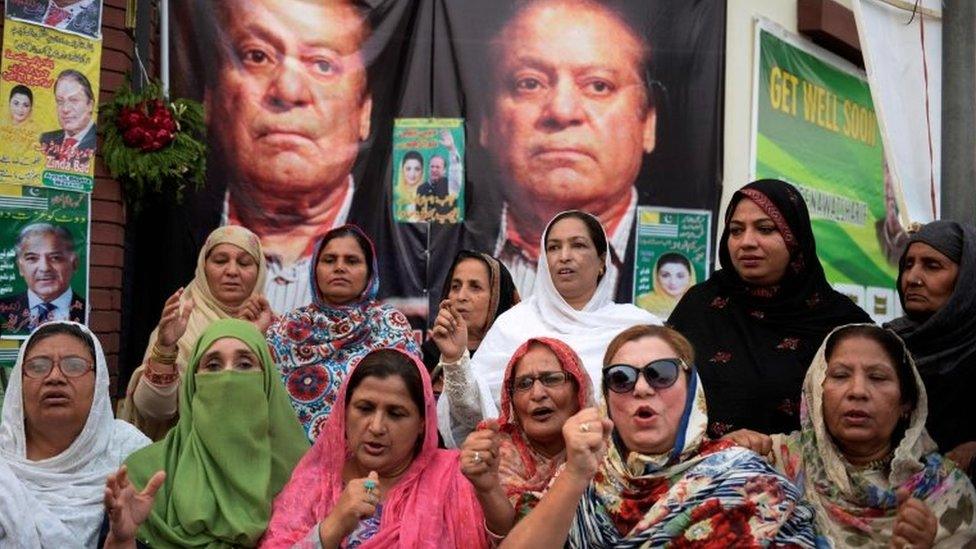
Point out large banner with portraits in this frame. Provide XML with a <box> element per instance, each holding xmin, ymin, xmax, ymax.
<box><xmin>751</xmin><ymin>21</ymin><xmax>900</xmax><ymax>323</ymax></box>
<box><xmin>123</xmin><ymin>0</ymin><xmax>725</xmax><ymax>368</ymax></box>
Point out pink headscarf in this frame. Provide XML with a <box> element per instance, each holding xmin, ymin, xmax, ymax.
<box><xmin>260</xmin><ymin>349</ymin><xmax>487</xmax><ymax>548</ymax></box>
<box><xmin>493</xmin><ymin>337</ymin><xmax>593</xmax><ymax>518</ymax></box>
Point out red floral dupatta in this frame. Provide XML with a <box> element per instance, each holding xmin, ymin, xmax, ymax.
<box><xmin>493</xmin><ymin>337</ymin><xmax>593</xmax><ymax>518</ymax></box>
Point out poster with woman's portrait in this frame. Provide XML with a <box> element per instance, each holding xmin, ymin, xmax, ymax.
<box><xmin>0</xmin><ymin>18</ymin><xmax>102</xmax><ymax>191</ymax></box>
<box><xmin>392</xmin><ymin>118</ymin><xmax>465</xmax><ymax>225</ymax></box>
<box><xmin>633</xmin><ymin>206</ymin><xmax>711</xmax><ymax>318</ymax></box>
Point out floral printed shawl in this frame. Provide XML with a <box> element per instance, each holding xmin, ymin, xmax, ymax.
<box><xmin>569</xmin><ymin>366</ymin><xmax>817</xmax><ymax>547</ymax></box>
<box><xmin>769</xmin><ymin>324</ymin><xmax>976</xmax><ymax>547</ymax></box>
<box><xmin>266</xmin><ymin>225</ymin><xmax>419</xmax><ymax>441</ymax></box>
<box><xmin>494</xmin><ymin>337</ymin><xmax>593</xmax><ymax>519</ymax></box>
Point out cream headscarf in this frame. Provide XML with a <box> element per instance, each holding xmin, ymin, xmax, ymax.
<box><xmin>169</xmin><ymin>225</ymin><xmax>268</xmax><ymax>366</ymax></box>
<box><xmin>120</xmin><ymin>225</ymin><xmax>267</xmax><ymax>439</ymax></box>
<box><xmin>770</xmin><ymin>324</ymin><xmax>976</xmax><ymax>547</ymax></box>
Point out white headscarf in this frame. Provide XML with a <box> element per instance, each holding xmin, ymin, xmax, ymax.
<box><xmin>0</xmin><ymin>321</ymin><xmax>150</xmax><ymax>548</ymax></box>
<box><xmin>472</xmin><ymin>211</ymin><xmax>661</xmax><ymax>417</ymax></box>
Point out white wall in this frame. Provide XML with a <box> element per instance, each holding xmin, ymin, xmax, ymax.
<box><xmin>721</xmin><ymin>0</ymin><xmax>854</xmax><ymax>222</ymax></box>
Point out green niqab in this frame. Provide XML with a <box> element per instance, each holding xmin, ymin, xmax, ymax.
<box><xmin>125</xmin><ymin>319</ymin><xmax>309</xmax><ymax>547</ymax></box>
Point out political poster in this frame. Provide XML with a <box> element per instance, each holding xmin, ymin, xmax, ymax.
<box><xmin>752</xmin><ymin>20</ymin><xmax>901</xmax><ymax>322</ymax></box>
<box><xmin>5</xmin><ymin>0</ymin><xmax>103</xmax><ymax>40</ymax></box>
<box><xmin>392</xmin><ymin>118</ymin><xmax>465</xmax><ymax>224</ymax></box>
<box><xmin>633</xmin><ymin>206</ymin><xmax>711</xmax><ymax>319</ymax></box>
<box><xmin>0</xmin><ymin>184</ymin><xmax>90</xmax><ymax>338</ymax></box>
<box><xmin>0</xmin><ymin>17</ymin><xmax>102</xmax><ymax>192</ymax></box>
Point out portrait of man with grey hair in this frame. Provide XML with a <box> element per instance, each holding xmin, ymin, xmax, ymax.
<box><xmin>0</xmin><ymin>223</ymin><xmax>86</xmax><ymax>333</ymax></box>
<box><xmin>39</xmin><ymin>69</ymin><xmax>98</xmax><ymax>167</ymax></box>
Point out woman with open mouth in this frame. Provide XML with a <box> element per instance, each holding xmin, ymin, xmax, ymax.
<box><xmin>260</xmin><ymin>349</ymin><xmax>488</xmax><ymax>548</ymax></box>
<box><xmin>459</xmin><ymin>337</ymin><xmax>593</xmax><ymax>540</ymax></box>
<box><xmin>119</xmin><ymin>225</ymin><xmax>269</xmax><ymax>441</ymax></box>
<box><xmin>669</xmin><ymin>178</ymin><xmax>871</xmax><ymax>439</ymax></box>
<box><xmin>437</xmin><ymin>210</ymin><xmax>658</xmax><ymax>447</ymax></box>
<box><xmin>724</xmin><ymin>324</ymin><xmax>976</xmax><ymax>547</ymax></box>
<box><xmin>501</xmin><ymin>324</ymin><xmax>816</xmax><ymax>547</ymax></box>
<box><xmin>0</xmin><ymin>321</ymin><xmax>150</xmax><ymax>548</ymax></box>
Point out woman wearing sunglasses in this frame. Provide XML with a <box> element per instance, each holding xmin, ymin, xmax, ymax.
<box><xmin>459</xmin><ymin>338</ymin><xmax>593</xmax><ymax>540</ymax></box>
<box><xmin>501</xmin><ymin>325</ymin><xmax>816</xmax><ymax>547</ymax></box>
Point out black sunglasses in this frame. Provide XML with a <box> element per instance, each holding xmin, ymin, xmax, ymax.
<box><xmin>603</xmin><ymin>358</ymin><xmax>687</xmax><ymax>393</ymax></box>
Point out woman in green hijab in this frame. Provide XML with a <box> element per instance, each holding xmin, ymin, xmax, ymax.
<box><xmin>102</xmin><ymin>319</ymin><xmax>309</xmax><ymax>548</ymax></box>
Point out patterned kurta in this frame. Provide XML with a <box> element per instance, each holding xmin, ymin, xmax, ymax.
<box><xmin>266</xmin><ymin>225</ymin><xmax>419</xmax><ymax>441</ymax></box>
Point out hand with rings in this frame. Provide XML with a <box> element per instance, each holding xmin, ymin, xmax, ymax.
<box><xmin>460</xmin><ymin>419</ymin><xmax>501</xmax><ymax>494</ymax></box>
<box><xmin>320</xmin><ymin>470</ymin><xmax>382</xmax><ymax>540</ymax></box>
<box><xmin>563</xmin><ymin>407</ymin><xmax>612</xmax><ymax>483</ymax></box>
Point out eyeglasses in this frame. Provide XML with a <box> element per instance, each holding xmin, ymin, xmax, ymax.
<box><xmin>510</xmin><ymin>371</ymin><xmax>571</xmax><ymax>393</ymax></box>
<box><xmin>603</xmin><ymin>358</ymin><xmax>688</xmax><ymax>394</ymax></box>
<box><xmin>23</xmin><ymin>356</ymin><xmax>94</xmax><ymax>379</ymax></box>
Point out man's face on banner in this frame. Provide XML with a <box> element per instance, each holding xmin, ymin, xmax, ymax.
<box><xmin>207</xmin><ymin>0</ymin><xmax>373</xmax><ymax>195</ymax></box>
<box><xmin>481</xmin><ymin>0</ymin><xmax>656</xmax><ymax>214</ymax></box>
<box><xmin>429</xmin><ymin>156</ymin><xmax>446</xmax><ymax>181</ymax></box>
<box><xmin>17</xmin><ymin>232</ymin><xmax>78</xmax><ymax>302</ymax></box>
<box><xmin>55</xmin><ymin>77</ymin><xmax>93</xmax><ymax>135</ymax></box>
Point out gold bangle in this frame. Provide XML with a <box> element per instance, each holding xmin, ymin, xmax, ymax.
<box><xmin>151</xmin><ymin>342</ymin><xmax>177</xmax><ymax>362</ymax></box>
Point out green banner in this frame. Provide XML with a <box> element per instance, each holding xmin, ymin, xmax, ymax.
<box><xmin>753</xmin><ymin>23</ymin><xmax>899</xmax><ymax>321</ymax></box>
<box><xmin>0</xmin><ymin>184</ymin><xmax>89</xmax><ymax>338</ymax></box>
<box><xmin>633</xmin><ymin>207</ymin><xmax>711</xmax><ymax>319</ymax></box>
<box><xmin>392</xmin><ymin>118</ymin><xmax>465</xmax><ymax>224</ymax></box>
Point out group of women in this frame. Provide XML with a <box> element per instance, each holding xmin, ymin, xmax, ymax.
<box><xmin>1</xmin><ymin>178</ymin><xmax>975</xmax><ymax>547</ymax></box>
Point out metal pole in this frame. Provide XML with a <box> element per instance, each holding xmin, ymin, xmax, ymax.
<box><xmin>133</xmin><ymin>0</ymin><xmax>152</xmax><ymax>91</ymax></box>
<box><xmin>160</xmin><ymin>0</ymin><xmax>170</xmax><ymax>97</ymax></box>
<box><xmin>941</xmin><ymin>0</ymin><xmax>976</xmax><ymax>223</ymax></box>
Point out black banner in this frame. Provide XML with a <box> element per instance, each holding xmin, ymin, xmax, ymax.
<box><xmin>122</xmin><ymin>0</ymin><xmax>725</xmax><ymax>382</ymax></box>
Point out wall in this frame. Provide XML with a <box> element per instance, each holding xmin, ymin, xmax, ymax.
<box><xmin>722</xmin><ymin>0</ymin><xmax>854</xmax><ymax>230</ymax></box>
<box><xmin>0</xmin><ymin>0</ymin><xmax>132</xmax><ymax>392</ymax></box>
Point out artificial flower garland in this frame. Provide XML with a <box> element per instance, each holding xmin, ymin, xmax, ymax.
<box><xmin>100</xmin><ymin>79</ymin><xmax>206</xmax><ymax>209</ymax></box>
